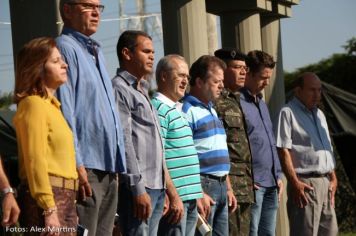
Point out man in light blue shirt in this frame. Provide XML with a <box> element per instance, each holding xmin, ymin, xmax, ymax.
<box><xmin>276</xmin><ymin>72</ymin><xmax>338</xmax><ymax>236</ymax></box>
<box><xmin>56</xmin><ymin>1</ymin><xmax>126</xmax><ymax>235</ymax></box>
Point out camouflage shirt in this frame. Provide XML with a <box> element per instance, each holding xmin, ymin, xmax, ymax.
<box><xmin>215</xmin><ymin>89</ymin><xmax>255</xmax><ymax>203</ymax></box>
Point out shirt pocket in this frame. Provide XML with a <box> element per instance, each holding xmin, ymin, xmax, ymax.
<box><xmin>131</xmin><ymin>101</ymin><xmax>153</xmax><ymax>126</ymax></box>
<box><xmin>223</xmin><ymin>112</ymin><xmax>243</xmax><ymax>142</ymax></box>
<box><xmin>229</xmin><ymin>162</ymin><xmax>251</xmax><ymax>176</ymax></box>
<box><xmin>229</xmin><ymin>163</ymin><xmax>253</xmax><ymax>196</ymax></box>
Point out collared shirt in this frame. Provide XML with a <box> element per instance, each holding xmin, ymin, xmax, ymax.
<box><xmin>275</xmin><ymin>97</ymin><xmax>335</xmax><ymax>174</ymax></box>
<box><xmin>152</xmin><ymin>93</ymin><xmax>203</xmax><ymax>202</ymax></box>
<box><xmin>14</xmin><ymin>95</ymin><xmax>78</xmax><ymax>209</ymax></box>
<box><xmin>56</xmin><ymin>27</ymin><xmax>126</xmax><ymax>173</ymax></box>
<box><xmin>182</xmin><ymin>94</ymin><xmax>230</xmax><ymax>176</ymax></box>
<box><xmin>112</xmin><ymin>69</ymin><xmax>165</xmax><ymax>196</ymax></box>
<box><xmin>240</xmin><ymin>88</ymin><xmax>282</xmax><ymax>187</ymax></box>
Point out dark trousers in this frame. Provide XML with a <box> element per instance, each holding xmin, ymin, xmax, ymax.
<box><xmin>229</xmin><ymin>202</ymin><xmax>252</xmax><ymax>236</ymax></box>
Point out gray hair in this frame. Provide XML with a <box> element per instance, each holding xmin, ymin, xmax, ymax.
<box><xmin>155</xmin><ymin>54</ymin><xmax>186</xmax><ymax>83</ymax></box>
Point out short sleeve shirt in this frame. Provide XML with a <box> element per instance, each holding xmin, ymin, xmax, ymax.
<box><xmin>275</xmin><ymin>97</ymin><xmax>335</xmax><ymax>174</ymax></box>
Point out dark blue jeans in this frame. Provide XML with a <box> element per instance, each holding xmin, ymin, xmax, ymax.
<box><xmin>198</xmin><ymin>175</ymin><xmax>228</xmax><ymax>236</ymax></box>
<box><xmin>158</xmin><ymin>199</ymin><xmax>198</xmax><ymax>236</ymax></box>
<box><xmin>119</xmin><ymin>186</ymin><xmax>165</xmax><ymax>236</ymax></box>
<box><xmin>249</xmin><ymin>186</ymin><xmax>278</xmax><ymax>236</ymax></box>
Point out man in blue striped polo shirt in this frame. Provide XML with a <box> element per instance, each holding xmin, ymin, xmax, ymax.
<box><xmin>152</xmin><ymin>54</ymin><xmax>204</xmax><ymax>236</ymax></box>
<box><xmin>182</xmin><ymin>55</ymin><xmax>237</xmax><ymax>236</ymax></box>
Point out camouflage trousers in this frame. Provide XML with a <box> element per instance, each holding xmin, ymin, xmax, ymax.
<box><xmin>229</xmin><ymin>202</ymin><xmax>252</xmax><ymax>236</ymax></box>
<box><xmin>18</xmin><ymin>184</ymin><xmax>77</xmax><ymax>236</ymax></box>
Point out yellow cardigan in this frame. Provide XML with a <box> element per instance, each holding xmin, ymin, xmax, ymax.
<box><xmin>14</xmin><ymin>95</ymin><xmax>77</xmax><ymax>210</ymax></box>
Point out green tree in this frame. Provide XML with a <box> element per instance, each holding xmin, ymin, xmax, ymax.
<box><xmin>284</xmin><ymin>38</ymin><xmax>356</xmax><ymax>94</ymax></box>
<box><xmin>0</xmin><ymin>92</ymin><xmax>13</xmax><ymax>109</ymax></box>
<box><xmin>343</xmin><ymin>37</ymin><xmax>356</xmax><ymax>56</ymax></box>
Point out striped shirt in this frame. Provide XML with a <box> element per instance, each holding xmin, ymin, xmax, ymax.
<box><xmin>152</xmin><ymin>93</ymin><xmax>203</xmax><ymax>202</ymax></box>
<box><xmin>182</xmin><ymin>94</ymin><xmax>230</xmax><ymax>176</ymax></box>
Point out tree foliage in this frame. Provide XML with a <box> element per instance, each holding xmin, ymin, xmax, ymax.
<box><xmin>284</xmin><ymin>38</ymin><xmax>356</xmax><ymax>94</ymax></box>
<box><xmin>0</xmin><ymin>92</ymin><xmax>13</xmax><ymax>109</ymax></box>
<box><xmin>343</xmin><ymin>37</ymin><xmax>356</xmax><ymax>56</ymax></box>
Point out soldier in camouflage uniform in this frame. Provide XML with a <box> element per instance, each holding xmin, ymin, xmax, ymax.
<box><xmin>214</xmin><ymin>48</ymin><xmax>255</xmax><ymax>236</ymax></box>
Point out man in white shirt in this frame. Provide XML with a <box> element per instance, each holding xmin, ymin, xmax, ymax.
<box><xmin>276</xmin><ymin>72</ymin><xmax>338</xmax><ymax>236</ymax></box>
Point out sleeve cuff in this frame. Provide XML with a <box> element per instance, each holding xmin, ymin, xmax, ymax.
<box><xmin>131</xmin><ymin>181</ymin><xmax>146</xmax><ymax>196</ymax></box>
<box><xmin>37</xmin><ymin>194</ymin><xmax>56</xmax><ymax>210</ymax></box>
<box><xmin>276</xmin><ymin>140</ymin><xmax>292</xmax><ymax>149</ymax></box>
<box><xmin>76</xmin><ymin>154</ymin><xmax>84</xmax><ymax>168</ymax></box>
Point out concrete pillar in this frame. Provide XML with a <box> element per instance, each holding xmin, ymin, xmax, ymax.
<box><xmin>206</xmin><ymin>13</ymin><xmax>218</xmax><ymax>55</ymax></box>
<box><xmin>219</xmin><ymin>11</ymin><xmax>264</xmax><ymax>97</ymax></box>
<box><xmin>220</xmin><ymin>12</ymin><xmax>262</xmax><ymax>53</ymax></box>
<box><xmin>218</xmin><ymin>11</ymin><xmax>267</xmax><ymax>96</ymax></box>
<box><xmin>9</xmin><ymin>0</ymin><xmax>60</xmax><ymax>62</ymax></box>
<box><xmin>160</xmin><ymin>0</ymin><xmax>209</xmax><ymax>65</ymax></box>
<box><xmin>276</xmin><ymin>176</ymin><xmax>290</xmax><ymax>236</ymax></box>
<box><xmin>261</xmin><ymin>17</ymin><xmax>285</xmax><ymax>120</ymax></box>
<box><xmin>261</xmin><ymin>16</ymin><xmax>289</xmax><ymax>236</ymax></box>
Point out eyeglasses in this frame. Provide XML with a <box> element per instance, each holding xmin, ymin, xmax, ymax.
<box><xmin>231</xmin><ymin>65</ymin><xmax>249</xmax><ymax>72</ymax></box>
<box><xmin>67</xmin><ymin>2</ymin><xmax>105</xmax><ymax>13</ymax></box>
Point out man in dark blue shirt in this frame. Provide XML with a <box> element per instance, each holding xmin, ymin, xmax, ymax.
<box><xmin>240</xmin><ymin>50</ymin><xmax>283</xmax><ymax>236</ymax></box>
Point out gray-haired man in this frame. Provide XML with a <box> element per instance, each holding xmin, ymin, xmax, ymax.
<box><xmin>56</xmin><ymin>1</ymin><xmax>126</xmax><ymax>235</ymax></box>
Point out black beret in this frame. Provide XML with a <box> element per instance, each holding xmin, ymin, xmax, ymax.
<box><xmin>214</xmin><ymin>48</ymin><xmax>247</xmax><ymax>61</ymax></box>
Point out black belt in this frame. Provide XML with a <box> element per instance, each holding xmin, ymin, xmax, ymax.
<box><xmin>201</xmin><ymin>174</ymin><xmax>227</xmax><ymax>182</ymax></box>
<box><xmin>297</xmin><ymin>172</ymin><xmax>329</xmax><ymax>178</ymax></box>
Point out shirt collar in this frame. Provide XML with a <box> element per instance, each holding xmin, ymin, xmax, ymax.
<box><xmin>292</xmin><ymin>97</ymin><xmax>318</xmax><ymax>114</ymax></box>
<box><xmin>154</xmin><ymin>92</ymin><xmax>177</xmax><ymax>108</ymax></box>
<box><xmin>116</xmin><ymin>68</ymin><xmax>151</xmax><ymax>95</ymax></box>
<box><xmin>45</xmin><ymin>95</ymin><xmax>61</xmax><ymax>109</ymax></box>
<box><xmin>184</xmin><ymin>94</ymin><xmax>213</xmax><ymax>110</ymax></box>
<box><xmin>61</xmin><ymin>27</ymin><xmax>101</xmax><ymax>50</ymax></box>
<box><xmin>116</xmin><ymin>68</ymin><xmax>138</xmax><ymax>86</ymax></box>
<box><xmin>241</xmin><ymin>87</ymin><xmax>263</xmax><ymax>102</ymax></box>
<box><xmin>223</xmin><ymin>88</ymin><xmax>240</xmax><ymax>99</ymax></box>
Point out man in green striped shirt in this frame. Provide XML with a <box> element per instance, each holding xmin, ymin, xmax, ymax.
<box><xmin>152</xmin><ymin>54</ymin><xmax>203</xmax><ymax>236</ymax></box>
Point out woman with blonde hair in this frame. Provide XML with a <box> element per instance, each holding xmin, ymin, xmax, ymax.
<box><xmin>13</xmin><ymin>37</ymin><xmax>78</xmax><ymax>235</ymax></box>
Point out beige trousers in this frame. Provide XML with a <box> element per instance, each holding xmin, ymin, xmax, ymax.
<box><xmin>287</xmin><ymin>176</ymin><xmax>338</xmax><ymax>236</ymax></box>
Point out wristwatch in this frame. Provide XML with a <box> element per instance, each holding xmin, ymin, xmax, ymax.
<box><xmin>1</xmin><ymin>187</ymin><xmax>15</xmax><ymax>196</ymax></box>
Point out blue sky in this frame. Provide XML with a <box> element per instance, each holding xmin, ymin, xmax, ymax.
<box><xmin>1</xmin><ymin>0</ymin><xmax>355</xmax><ymax>93</ymax></box>
<box><xmin>281</xmin><ymin>0</ymin><xmax>356</xmax><ymax>71</ymax></box>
